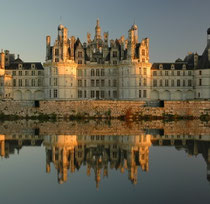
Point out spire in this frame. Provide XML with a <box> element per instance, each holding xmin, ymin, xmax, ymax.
<box><xmin>95</xmin><ymin>18</ymin><xmax>101</xmax><ymax>40</ymax></box>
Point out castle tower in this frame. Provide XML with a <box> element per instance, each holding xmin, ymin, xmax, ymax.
<box><xmin>95</xmin><ymin>18</ymin><xmax>101</xmax><ymax>40</ymax></box>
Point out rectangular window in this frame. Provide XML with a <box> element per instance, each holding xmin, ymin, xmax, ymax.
<box><xmin>38</xmin><ymin>71</ymin><xmax>42</xmax><ymax>76</ymax></box>
<box><xmin>19</xmin><ymin>71</ymin><xmax>22</xmax><ymax>76</ymax></box>
<box><xmin>143</xmin><ymin>90</ymin><xmax>147</xmax><ymax>98</ymax></box>
<box><xmin>91</xmin><ymin>80</ymin><xmax>94</xmax><ymax>87</ymax></box>
<box><xmin>96</xmin><ymin>79</ymin><xmax>100</xmax><ymax>87</ymax></box>
<box><xmin>54</xmin><ymin>89</ymin><xmax>58</xmax><ymax>98</ymax></box>
<box><xmin>199</xmin><ymin>79</ymin><xmax>202</xmax><ymax>86</ymax></box>
<box><xmin>165</xmin><ymin>71</ymin><xmax>168</xmax><ymax>76</ymax></box>
<box><xmin>78</xmin><ymin>90</ymin><xmax>82</xmax><ymax>98</ymax></box>
<box><xmin>171</xmin><ymin>80</ymin><xmax>174</xmax><ymax>87</ymax></box>
<box><xmin>25</xmin><ymin>79</ymin><xmax>29</xmax><ymax>86</ymax></box>
<box><xmin>113</xmin><ymin>91</ymin><xmax>117</xmax><ymax>98</ymax></box>
<box><xmin>101</xmin><ymin>91</ymin><xmax>105</xmax><ymax>98</ymax></box>
<box><xmin>78</xmin><ymin>60</ymin><xmax>82</xmax><ymax>64</ymax></box>
<box><xmin>31</xmin><ymin>79</ymin><xmax>36</xmax><ymax>87</ymax></box>
<box><xmin>55</xmin><ymin>49</ymin><xmax>59</xmax><ymax>56</ymax></box>
<box><xmin>91</xmin><ymin>90</ymin><xmax>95</xmax><ymax>98</ymax></box>
<box><xmin>153</xmin><ymin>79</ymin><xmax>157</xmax><ymax>87</ymax></box>
<box><xmin>78</xmin><ymin>69</ymin><xmax>82</xmax><ymax>77</ymax></box>
<box><xmin>143</xmin><ymin>78</ymin><xmax>147</xmax><ymax>86</ymax></box>
<box><xmin>188</xmin><ymin>71</ymin><xmax>191</xmax><ymax>76</ymax></box>
<box><xmin>38</xmin><ymin>79</ymin><xmax>42</xmax><ymax>87</ymax></box>
<box><xmin>183</xmin><ymin>80</ymin><xmax>185</xmax><ymax>87</ymax></box>
<box><xmin>96</xmin><ymin>69</ymin><xmax>100</xmax><ymax>76</ymax></box>
<box><xmin>143</xmin><ymin>68</ymin><xmax>147</xmax><ymax>75</ymax></box>
<box><xmin>84</xmin><ymin>90</ymin><xmax>87</xmax><ymax>98</ymax></box>
<box><xmin>188</xmin><ymin>80</ymin><xmax>192</xmax><ymax>86</ymax></box>
<box><xmin>78</xmin><ymin>79</ymin><xmax>82</xmax><ymax>87</ymax></box>
<box><xmin>78</xmin><ymin>51</ymin><xmax>83</xmax><ymax>58</ymax></box>
<box><xmin>101</xmin><ymin>79</ymin><xmax>105</xmax><ymax>87</ymax></box>
<box><xmin>18</xmin><ymin>79</ymin><xmax>22</xmax><ymax>87</ymax></box>
<box><xmin>101</xmin><ymin>69</ymin><xmax>105</xmax><ymax>76</ymax></box>
<box><xmin>177</xmin><ymin>71</ymin><xmax>180</xmax><ymax>76</ymax></box>
<box><xmin>12</xmin><ymin>71</ymin><xmax>16</xmax><ymax>76</ymax></box>
<box><xmin>13</xmin><ymin>79</ymin><xmax>16</xmax><ymax>87</ymax></box>
<box><xmin>113</xmin><ymin>80</ymin><xmax>117</xmax><ymax>87</ymax></box>
<box><xmin>54</xmin><ymin>78</ymin><xmax>58</xmax><ymax>86</ymax></box>
<box><xmin>139</xmin><ymin>90</ymin><xmax>141</xmax><ymax>98</ymax></box>
<box><xmin>165</xmin><ymin>80</ymin><xmax>169</xmax><ymax>87</ymax></box>
<box><xmin>31</xmin><ymin>71</ymin><xmax>35</xmax><ymax>76</ymax></box>
<box><xmin>177</xmin><ymin>79</ymin><xmax>180</xmax><ymax>87</ymax></box>
<box><xmin>108</xmin><ymin>80</ymin><xmax>111</xmax><ymax>87</ymax></box>
<box><xmin>159</xmin><ymin>80</ymin><xmax>163</xmax><ymax>87</ymax></box>
<box><xmin>153</xmin><ymin>71</ymin><xmax>157</xmax><ymax>76</ymax></box>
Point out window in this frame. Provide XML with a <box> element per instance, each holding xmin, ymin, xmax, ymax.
<box><xmin>160</xmin><ymin>79</ymin><xmax>163</xmax><ymax>87</ymax></box>
<box><xmin>18</xmin><ymin>79</ymin><xmax>22</xmax><ymax>87</ymax></box>
<box><xmin>172</xmin><ymin>71</ymin><xmax>174</xmax><ymax>76</ymax></box>
<box><xmin>91</xmin><ymin>90</ymin><xmax>95</xmax><ymax>98</ymax></box>
<box><xmin>139</xmin><ymin>90</ymin><xmax>141</xmax><ymax>98</ymax></box>
<box><xmin>153</xmin><ymin>79</ymin><xmax>157</xmax><ymax>87</ymax></box>
<box><xmin>113</xmin><ymin>90</ymin><xmax>117</xmax><ymax>98</ymax></box>
<box><xmin>84</xmin><ymin>80</ymin><xmax>86</xmax><ymax>87</ymax></box>
<box><xmin>91</xmin><ymin>69</ymin><xmax>95</xmax><ymax>76</ymax></box>
<box><xmin>31</xmin><ymin>79</ymin><xmax>36</xmax><ymax>87</ymax></box>
<box><xmin>113</xmin><ymin>51</ymin><xmax>117</xmax><ymax>57</ymax></box>
<box><xmin>165</xmin><ymin>71</ymin><xmax>168</xmax><ymax>76</ymax></box>
<box><xmin>183</xmin><ymin>71</ymin><xmax>185</xmax><ymax>76</ymax></box>
<box><xmin>143</xmin><ymin>90</ymin><xmax>147</xmax><ymax>98</ymax></box>
<box><xmin>165</xmin><ymin>80</ymin><xmax>169</xmax><ymax>87</ymax></box>
<box><xmin>55</xmin><ymin>49</ymin><xmax>59</xmax><ymax>56</ymax></box>
<box><xmin>78</xmin><ymin>60</ymin><xmax>82</xmax><ymax>64</ymax></box>
<box><xmin>91</xmin><ymin>79</ymin><xmax>94</xmax><ymax>87</ymax></box>
<box><xmin>101</xmin><ymin>91</ymin><xmax>105</xmax><ymax>98</ymax></box>
<box><xmin>199</xmin><ymin>70</ymin><xmax>202</xmax><ymax>75</ymax></box>
<box><xmin>96</xmin><ymin>79</ymin><xmax>100</xmax><ymax>87</ymax></box>
<box><xmin>199</xmin><ymin>79</ymin><xmax>202</xmax><ymax>86</ymax></box>
<box><xmin>139</xmin><ymin>78</ymin><xmax>141</xmax><ymax>86</ymax></box>
<box><xmin>177</xmin><ymin>79</ymin><xmax>180</xmax><ymax>87</ymax></box>
<box><xmin>113</xmin><ymin>80</ymin><xmax>117</xmax><ymax>87</ymax></box>
<box><xmin>19</xmin><ymin>71</ymin><xmax>22</xmax><ymax>76</ymax></box>
<box><xmin>143</xmin><ymin>78</ymin><xmax>147</xmax><ymax>86</ymax></box>
<box><xmin>143</xmin><ymin>68</ymin><xmax>147</xmax><ymax>75</ymax></box>
<box><xmin>171</xmin><ymin>80</ymin><xmax>174</xmax><ymax>87</ymax></box>
<box><xmin>188</xmin><ymin>71</ymin><xmax>192</xmax><ymax>76</ymax></box>
<box><xmin>78</xmin><ymin>69</ymin><xmax>82</xmax><ymax>76</ymax></box>
<box><xmin>101</xmin><ymin>69</ymin><xmax>105</xmax><ymax>76</ymax></box>
<box><xmin>108</xmin><ymin>80</ymin><xmax>111</xmax><ymax>87</ymax></box>
<box><xmin>38</xmin><ymin>71</ymin><xmax>42</xmax><ymax>76</ymax></box>
<box><xmin>12</xmin><ymin>71</ymin><xmax>16</xmax><ymax>76</ymax></box>
<box><xmin>78</xmin><ymin>51</ymin><xmax>83</xmax><ymax>58</ymax></box>
<box><xmin>54</xmin><ymin>78</ymin><xmax>58</xmax><ymax>86</ymax></box>
<box><xmin>84</xmin><ymin>90</ymin><xmax>87</xmax><ymax>98</ymax></box>
<box><xmin>38</xmin><ymin>79</ymin><xmax>42</xmax><ymax>87</ymax></box>
<box><xmin>55</xmin><ymin>58</ymin><xmax>59</xmax><ymax>62</ymax></box>
<box><xmin>54</xmin><ymin>89</ymin><xmax>58</xmax><ymax>98</ymax></box>
<box><xmin>142</xmin><ymin>49</ymin><xmax>145</xmax><ymax>56</ymax></box>
<box><xmin>13</xmin><ymin>79</ymin><xmax>16</xmax><ymax>87</ymax></box>
<box><xmin>78</xmin><ymin>79</ymin><xmax>82</xmax><ymax>87</ymax></box>
<box><xmin>25</xmin><ymin>79</ymin><xmax>29</xmax><ymax>86</ymax></box>
<box><xmin>183</xmin><ymin>80</ymin><xmax>185</xmax><ymax>87</ymax></box>
<box><xmin>153</xmin><ymin>71</ymin><xmax>157</xmax><ymax>76</ymax></box>
<box><xmin>25</xmin><ymin>71</ymin><xmax>29</xmax><ymax>76</ymax></box>
<box><xmin>113</xmin><ymin>60</ymin><xmax>117</xmax><ymax>65</ymax></box>
<box><xmin>31</xmin><ymin>71</ymin><xmax>35</xmax><ymax>76</ymax></box>
<box><xmin>78</xmin><ymin>90</ymin><xmax>82</xmax><ymax>98</ymax></box>
<box><xmin>177</xmin><ymin>71</ymin><xmax>180</xmax><ymax>76</ymax></box>
<box><xmin>101</xmin><ymin>79</ymin><xmax>105</xmax><ymax>87</ymax></box>
<box><xmin>96</xmin><ymin>69</ymin><xmax>100</xmax><ymax>76</ymax></box>
<box><xmin>188</xmin><ymin>80</ymin><xmax>192</xmax><ymax>86</ymax></box>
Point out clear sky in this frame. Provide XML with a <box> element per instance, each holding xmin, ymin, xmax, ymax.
<box><xmin>0</xmin><ymin>0</ymin><xmax>209</xmax><ymax>63</ymax></box>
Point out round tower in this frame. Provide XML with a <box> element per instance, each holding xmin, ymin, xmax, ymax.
<box><xmin>208</xmin><ymin>28</ymin><xmax>210</xmax><ymax>61</ymax></box>
<box><xmin>0</xmin><ymin>50</ymin><xmax>5</xmax><ymax>69</ymax></box>
<box><xmin>95</xmin><ymin>18</ymin><xmax>101</xmax><ymax>40</ymax></box>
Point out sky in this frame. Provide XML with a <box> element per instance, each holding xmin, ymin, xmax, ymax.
<box><xmin>0</xmin><ymin>0</ymin><xmax>210</xmax><ymax>63</ymax></box>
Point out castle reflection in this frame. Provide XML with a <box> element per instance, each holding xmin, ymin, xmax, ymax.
<box><xmin>0</xmin><ymin>120</ymin><xmax>210</xmax><ymax>188</ymax></box>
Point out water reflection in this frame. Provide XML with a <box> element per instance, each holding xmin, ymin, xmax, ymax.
<box><xmin>0</xmin><ymin>120</ymin><xmax>210</xmax><ymax>189</ymax></box>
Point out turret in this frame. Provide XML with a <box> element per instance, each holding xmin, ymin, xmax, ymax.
<box><xmin>0</xmin><ymin>50</ymin><xmax>5</xmax><ymax>69</ymax></box>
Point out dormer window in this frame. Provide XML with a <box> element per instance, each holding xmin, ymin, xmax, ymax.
<box><xmin>171</xmin><ymin>64</ymin><xmax>175</xmax><ymax>69</ymax></box>
<box><xmin>78</xmin><ymin>51</ymin><xmax>83</xmax><ymax>58</ymax></box>
<box><xmin>159</xmin><ymin>64</ymin><xmax>163</xmax><ymax>69</ymax></box>
<box><xmin>31</xmin><ymin>64</ymin><xmax>35</xmax><ymax>69</ymax></box>
<box><xmin>182</xmin><ymin>64</ymin><xmax>186</xmax><ymax>69</ymax></box>
<box><xmin>18</xmin><ymin>64</ymin><xmax>22</xmax><ymax>69</ymax></box>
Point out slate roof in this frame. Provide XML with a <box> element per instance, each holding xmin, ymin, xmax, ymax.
<box><xmin>151</xmin><ymin>62</ymin><xmax>192</xmax><ymax>70</ymax></box>
<box><xmin>6</xmin><ymin>62</ymin><xmax>44</xmax><ymax>70</ymax></box>
<box><xmin>197</xmin><ymin>47</ymin><xmax>210</xmax><ymax>69</ymax></box>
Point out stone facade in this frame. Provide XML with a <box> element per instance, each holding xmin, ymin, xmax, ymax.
<box><xmin>0</xmin><ymin>20</ymin><xmax>210</xmax><ymax>101</ymax></box>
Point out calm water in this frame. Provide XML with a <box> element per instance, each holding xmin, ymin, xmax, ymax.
<box><xmin>0</xmin><ymin>120</ymin><xmax>210</xmax><ymax>204</ymax></box>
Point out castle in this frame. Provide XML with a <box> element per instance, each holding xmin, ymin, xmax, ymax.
<box><xmin>0</xmin><ymin>20</ymin><xmax>210</xmax><ymax>101</ymax></box>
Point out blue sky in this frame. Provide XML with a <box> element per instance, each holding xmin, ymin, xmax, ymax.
<box><xmin>0</xmin><ymin>0</ymin><xmax>209</xmax><ymax>63</ymax></box>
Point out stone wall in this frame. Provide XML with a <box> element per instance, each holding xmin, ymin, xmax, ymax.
<box><xmin>0</xmin><ymin>100</ymin><xmax>210</xmax><ymax>119</ymax></box>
